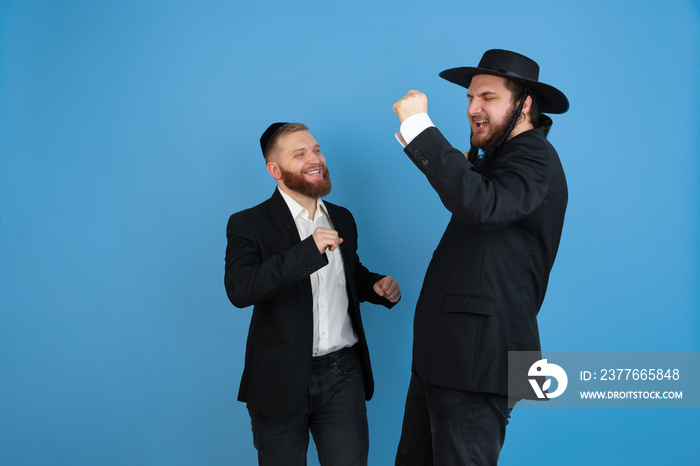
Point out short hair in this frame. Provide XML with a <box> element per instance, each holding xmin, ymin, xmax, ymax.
<box><xmin>263</xmin><ymin>122</ymin><xmax>309</xmax><ymax>161</ymax></box>
<box><xmin>504</xmin><ymin>79</ymin><xmax>540</xmax><ymax>127</ymax></box>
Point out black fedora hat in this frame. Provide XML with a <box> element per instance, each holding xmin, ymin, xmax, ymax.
<box><xmin>439</xmin><ymin>49</ymin><xmax>569</xmax><ymax>114</ymax></box>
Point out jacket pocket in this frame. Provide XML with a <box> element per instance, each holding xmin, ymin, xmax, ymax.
<box><xmin>252</xmin><ymin>337</ymin><xmax>289</xmax><ymax>349</ymax></box>
<box><xmin>442</xmin><ymin>294</ymin><xmax>495</xmax><ymax>316</ymax></box>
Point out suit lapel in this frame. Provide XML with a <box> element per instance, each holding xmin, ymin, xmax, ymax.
<box><xmin>325</xmin><ymin>203</ymin><xmax>358</xmax><ymax>300</ymax></box>
<box><xmin>271</xmin><ymin>191</ymin><xmax>355</xmax><ymax>297</ymax></box>
<box><xmin>270</xmin><ymin>189</ymin><xmax>315</xmax><ymax>311</ymax></box>
<box><xmin>325</xmin><ymin>203</ymin><xmax>350</xmax><ymax>263</ymax></box>
<box><xmin>270</xmin><ymin>188</ymin><xmax>302</xmax><ymax>245</ymax></box>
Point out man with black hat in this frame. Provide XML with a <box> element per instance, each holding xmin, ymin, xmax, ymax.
<box><xmin>391</xmin><ymin>49</ymin><xmax>569</xmax><ymax>464</ymax></box>
<box><xmin>224</xmin><ymin>122</ymin><xmax>401</xmax><ymax>465</ymax></box>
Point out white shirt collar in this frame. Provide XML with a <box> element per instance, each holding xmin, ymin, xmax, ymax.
<box><xmin>278</xmin><ymin>187</ymin><xmax>327</xmax><ymax>222</ymax></box>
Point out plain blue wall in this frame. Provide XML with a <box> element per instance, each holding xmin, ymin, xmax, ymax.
<box><xmin>1</xmin><ymin>1</ymin><xmax>698</xmax><ymax>464</ymax></box>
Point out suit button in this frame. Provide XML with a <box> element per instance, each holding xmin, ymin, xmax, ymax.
<box><xmin>414</xmin><ymin>150</ymin><xmax>429</xmax><ymax>166</ymax></box>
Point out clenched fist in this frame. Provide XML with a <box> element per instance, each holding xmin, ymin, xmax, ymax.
<box><xmin>373</xmin><ymin>276</ymin><xmax>401</xmax><ymax>303</ymax></box>
<box><xmin>312</xmin><ymin>227</ymin><xmax>343</xmax><ymax>254</ymax></box>
<box><xmin>392</xmin><ymin>90</ymin><xmax>428</xmax><ymax>123</ymax></box>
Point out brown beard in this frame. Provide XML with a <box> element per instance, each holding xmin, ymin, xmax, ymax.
<box><xmin>470</xmin><ymin>103</ymin><xmax>519</xmax><ymax>150</ymax></box>
<box><xmin>280</xmin><ymin>165</ymin><xmax>332</xmax><ymax>199</ymax></box>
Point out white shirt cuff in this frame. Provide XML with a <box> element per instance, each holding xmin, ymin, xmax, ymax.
<box><xmin>394</xmin><ymin>113</ymin><xmax>435</xmax><ymax>148</ymax></box>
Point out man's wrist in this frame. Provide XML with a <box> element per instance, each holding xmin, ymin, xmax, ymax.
<box><xmin>396</xmin><ymin>113</ymin><xmax>435</xmax><ymax>147</ymax></box>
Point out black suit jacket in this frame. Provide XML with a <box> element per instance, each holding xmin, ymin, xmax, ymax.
<box><xmin>404</xmin><ymin>126</ymin><xmax>567</xmax><ymax>399</ymax></box>
<box><xmin>224</xmin><ymin>189</ymin><xmax>395</xmax><ymax>418</ymax></box>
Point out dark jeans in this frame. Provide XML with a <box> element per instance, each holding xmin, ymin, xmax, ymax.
<box><xmin>395</xmin><ymin>372</ymin><xmax>514</xmax><ymax>466</ymax></box>
<box><xmin>248</xmin><ymin>346</ymin><xmax>368</xmax><ymax>466</ymax></box>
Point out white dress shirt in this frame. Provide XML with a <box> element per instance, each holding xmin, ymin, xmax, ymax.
<box><xmin>278</xmin><ymin>188</ymin><xmax>357</xmax><ymax>356</ymax></box>
<box><xmin>395</xmin><ymin>113</ymin><xmax>435</xmax><ymax>147</ymax></box>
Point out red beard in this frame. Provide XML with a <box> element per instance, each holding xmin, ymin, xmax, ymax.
<box><xmin>280</xmin><ymin>164</ymin><xmax>332</xmax><ymax>199</ymax></box>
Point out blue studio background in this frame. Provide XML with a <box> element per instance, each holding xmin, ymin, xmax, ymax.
<box><xmin>1</xmin><ymin>1</ymin><xmax>698</xmax><ymax>465</ymax></box>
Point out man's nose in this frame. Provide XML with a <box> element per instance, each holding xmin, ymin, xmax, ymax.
<box><xmin>467</xmin><ymin>101</ymin><xmax>480</xmax><ymax>116</ymax></box>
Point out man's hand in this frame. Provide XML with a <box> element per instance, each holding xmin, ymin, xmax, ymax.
<box><xmin>312</xmin><ymin>227</ymin><xmax>343</xmax><ymax>254</ymax></box>
<box><xmin>373</xmin><ymin>276</ymin><xmax>401</xmax><ymax>303</ymax></box>
<box><xmin>392</xmin><ymin>90</ymin><xmax>428</xmax><ymax>123</ymax></box>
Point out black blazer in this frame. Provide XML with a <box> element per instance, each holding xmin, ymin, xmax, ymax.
<box><xmin>404</xmin><ymin>126</ymin><xmax>567</xmax><ymax>399</ymax></box>
<box><xmin>224</xmin><ymin>189</ymin><xmax>395</xmax><ymax>418</ymax></box>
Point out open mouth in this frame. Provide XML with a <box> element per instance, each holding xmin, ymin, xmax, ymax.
<box><xmin>473</xmin><ymin>119</ymin><xmax>489</xmax><ymax>130</ymax></box>
<box><xmin>304</xmin><ymin>168</ymin><xmax>322</xmax><ymax>176</ymax></box>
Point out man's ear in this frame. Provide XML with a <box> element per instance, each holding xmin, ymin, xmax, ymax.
<box><xmin>266</xmin><ymin>161</ymin><xmax>282</xmax><ymax>180</ymax></box>
<box><xmin>521</xmin><ymin>95</ymin><xmax>533</xmax><ymax>122</ymax></box>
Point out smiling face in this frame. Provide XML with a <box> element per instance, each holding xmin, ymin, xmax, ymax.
<box><xmin>266</xmin><ymin>129</ymin><xmax>332</xmax><ymax>200</ymax></box>
<box><xmin>467</xmin><ymin>74</ymin><xmax>530</xmax><ymax>150</ymax></box>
